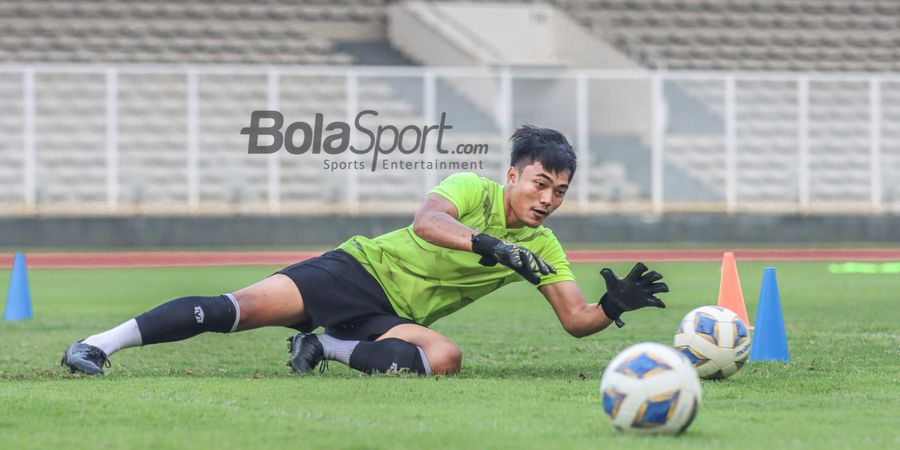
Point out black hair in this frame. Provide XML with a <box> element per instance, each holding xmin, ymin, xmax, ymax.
<box><xmin>509</xmin><ymin>125</ymin><xmax>577</xmax><ymax>180</ymax></box>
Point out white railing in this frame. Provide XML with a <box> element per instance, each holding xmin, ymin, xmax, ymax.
<box><xmin>1</xmin><ymin>63</ymin><xmax>899</xmax><ymax>215</ymax></box>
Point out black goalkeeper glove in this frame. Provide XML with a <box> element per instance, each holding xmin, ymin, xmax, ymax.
<box><xmin>598</xmin><ymin>262</ymin><xmax>668</xmax><ymax>328</ymax></box>
<box><xmin>471</xmin><ymin>233</ymin><xmax>555</xmax><ymax>285</ymax></box>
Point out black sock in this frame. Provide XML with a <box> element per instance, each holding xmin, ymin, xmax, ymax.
<box><xmin>134</xmin><ymin>295</ymin><xmax>238</xmax><ymax>346</ymax></box>
<box><xmin>348</xmin><ymin>338</ymin><xmax>429</xmax><ymax>375</ymax></box>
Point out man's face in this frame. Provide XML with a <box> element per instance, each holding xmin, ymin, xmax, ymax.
<box><xmin>505</xmin><ymin>161</ymin><xmax>571</xmax><ymax>228</ymax></box>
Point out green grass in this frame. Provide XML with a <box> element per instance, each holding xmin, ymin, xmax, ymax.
<box><xmin>1</xmin><ymin>262</ymin><xmax>898</xmax><ymax>449</ymax></box>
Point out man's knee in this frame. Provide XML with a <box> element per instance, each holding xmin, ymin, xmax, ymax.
<box><xmin>426</xmin><ymin>342</ymin><xmax>462</xmax><ymax>374</ymax></box>
<box><xmin>230</xmin><ymin>274</ymin><xmax>307</xmax><ymax>330</ymax></box>
<box><xmin>375</xmin><ymin>324</ymin><xmax>462</xmax><ymax>374</ymax></box>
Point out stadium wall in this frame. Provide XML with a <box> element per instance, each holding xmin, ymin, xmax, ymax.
<box><xmin>2</xmin><ymin>214</ymin><xmax>899</xmax><ymax>248</ymax></box>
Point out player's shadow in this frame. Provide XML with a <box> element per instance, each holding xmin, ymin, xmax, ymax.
<box><xmin>456</xmin><ymin>363</ymin><xmax>602</xmax><ymax>381</ymax></box>
<box><xmin>42</xmin><ymin>363</ymin><xmax>602</xmax><ymax>381</ymax></box>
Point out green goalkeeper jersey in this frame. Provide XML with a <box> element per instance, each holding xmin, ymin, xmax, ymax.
<box><xmin>337</xmin><ymin>172</ymin><xmax>575</xmax><ymax>326</ymax></box>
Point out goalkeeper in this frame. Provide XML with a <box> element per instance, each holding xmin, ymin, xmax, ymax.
<box><xmin>62</xmin><ymin>125</ymin><xmax>668</xmax><ymax>376</ymax></box>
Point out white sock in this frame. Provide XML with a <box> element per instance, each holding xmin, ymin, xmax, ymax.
<box><xmin>317</xmin><ymin>334</ymin><xmax>359</xmax><ymax>365</ymax></box>
<box><xmin>82</xmin><ymin>319</ymin><xmax>143</xmax><ymax>357</ymax></box>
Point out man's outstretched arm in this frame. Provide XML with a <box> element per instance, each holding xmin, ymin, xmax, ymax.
<box><xmin>412</xmin><ymin>194</ymin><xmax>477</xmax><ymax>252</ymax></box>
<box><xmin>413</xmin><ymin>194</ymin><xmax>555</xmax><ymax>285</ymax></box>
<box><xmin>540</xmin><ymin>263</ymin><xmax>669</xmax><ymax>336</ymax></box>
<box><xmin>539</xmin><ymin>281</ymin><xmax>614</xmax><ymax>338</ymax></box>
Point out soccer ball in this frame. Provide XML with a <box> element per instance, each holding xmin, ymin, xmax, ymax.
<box><xmin>599</xmin><ymin>342</ymin><xmax>702</xmax><ymax>435</ymax></box>
<box><xmin>674</xmin><ymin>305</ymin><xmax>752</xmax><ymax>379</ymax></box>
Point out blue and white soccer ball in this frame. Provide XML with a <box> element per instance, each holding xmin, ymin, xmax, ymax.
<box><xmin>674</xmin><ymin>305</ymin><xmax>752</xmax><ymax>379</ymax></box>
<box><xmin>599</xmin><ymin>342</ymin><xmax>702</xmax><ymax>435</ymax></box>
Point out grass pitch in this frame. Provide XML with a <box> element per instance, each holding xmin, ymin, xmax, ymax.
<box><xmin>1</xmin><ymin>261</ymin><xmax>898</xmax><ymax>449</ymax></box>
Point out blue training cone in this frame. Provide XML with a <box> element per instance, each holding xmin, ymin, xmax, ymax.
<box><xmin>749</xmin><ymin>267</ymin><xmax>789</xmax><ymax>362</ymax></box>
<box><xmin>3</xmin><ymin>252</ymin><xmax>33</xmax><ymax>321</ymax></box>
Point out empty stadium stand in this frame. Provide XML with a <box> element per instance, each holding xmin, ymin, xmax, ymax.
<box><xmin>567</xmin><ymin>0</ymin><xmax>900</xmax><ymax>72</ymax></box>
<box><xmin>0</xmin><ymin>0</ymin><xmax>450</xmax><ymax>212</ymax></box>
<box><xmin>562</xmin><ymin>0</ymin><xmax>900</xmax><ymax>209</ymax></box>
<box><xmin>1</xmin><ymin>0</ymin><xmax>899</xmax><ymax>214</ymax></box>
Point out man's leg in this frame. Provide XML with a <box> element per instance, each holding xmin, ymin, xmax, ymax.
<box><xmin>360</xmin><ymin>324</ymin><xmax>462</xmax><ymax>374</ymax></box>
<box><xmin>63</xmin><ymin>274</ymin><xmax>307</xmax><ymax>374</ymax></box>
<box><xmin>229</xmin><ymin>274</ymin><xmax>308</xmax><ymax>331</ymax></box>
<box><xmin>291</xmin><ymin>324</ymin><xmax>462</xmax><ymax>375</ymax></box>
<box><xmin>369</xmin><ymin>324</ymin><xmax>462</xmax><ymax>374</ymax></box>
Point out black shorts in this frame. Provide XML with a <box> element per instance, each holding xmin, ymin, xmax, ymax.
<box><xmin>275</xmin><ymin>249</ymin><xmax>415</xmax><ymax>341</ymax></box>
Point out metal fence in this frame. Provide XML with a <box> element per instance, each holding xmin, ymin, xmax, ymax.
<box><xmin>1</xmin><ymin>63</ymin><xmax>899</xmax><ymax>215</ymax></box>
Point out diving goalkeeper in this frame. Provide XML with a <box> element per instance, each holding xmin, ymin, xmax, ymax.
<box><xmin>61</xmin><ymin>125</ymin><xmax>668</xmax><ymax>376</ymax></box>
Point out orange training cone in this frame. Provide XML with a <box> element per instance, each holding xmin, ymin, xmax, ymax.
<box><xmin>717</xmin><ymin>251</ymin><xmax>750</xmax><ymax>326</ymax></box>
